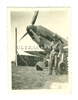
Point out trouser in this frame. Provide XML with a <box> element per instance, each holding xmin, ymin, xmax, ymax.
<box><xmin>48</xmin><ymin>53</ymin><xmax>58</xmax><ymax>75</ymax></box>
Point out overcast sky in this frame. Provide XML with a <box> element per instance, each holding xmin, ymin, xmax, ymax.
<box><xmin>10</xmin><ymin>8</ymin><xmax>70</xmax><ymax>61</ymax></box>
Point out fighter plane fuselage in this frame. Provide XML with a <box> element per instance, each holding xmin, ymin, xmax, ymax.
<box><xmin>26</xmin><ymin>25</ymin><xmax>68</xmax><ymax>53</ymax></box>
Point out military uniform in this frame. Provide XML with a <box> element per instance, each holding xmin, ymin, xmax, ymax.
<box><xmin>48</xmin><ymin>34</ymin><xmax>63</xmax><ymax>75</ymax></box>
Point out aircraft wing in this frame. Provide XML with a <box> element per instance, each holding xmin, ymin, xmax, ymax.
<box><xmin>24</xmin><ymin>46</ymin><xmax>68</xmax><ymax>58</ymax></box>
<box><xmin>24</xmin><ymin>51</ymin><xmax>47</xmax><ymax>58</ymax></box>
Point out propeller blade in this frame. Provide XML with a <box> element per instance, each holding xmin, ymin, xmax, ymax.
<box><xmin>31</xmin><ymin>11</ymin><xmax>39</xmax><ymax>25</ymax></box>
<box><xmin>18</xmin><ymin>33</ymin><xmax>27</xmax><ymax>42</ymax></box>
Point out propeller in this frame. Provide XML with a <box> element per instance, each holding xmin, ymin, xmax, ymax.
<box><xmin>31</xmin><ymin>11</ymin><xmax>39</xmax><ymax>25</ymax></box>
<box><xmin>18</xmin><ymin>33</ymin><xmax>27</xmax><ymax>42</ymax></box>
<box><xmin>18</xmin><ymin>11</ymin><xmax>39</xmax><ymax>42</ymax></box>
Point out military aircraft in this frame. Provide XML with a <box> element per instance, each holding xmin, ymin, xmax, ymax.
<box><xmin>19</xmin><ymin>11</ymin><xmax>68</xmax><ymax>74</ymax></box>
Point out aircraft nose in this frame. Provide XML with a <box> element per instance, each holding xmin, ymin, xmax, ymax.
<box><xmin>26</xmin><ymin>25</ymin><xmax>37</xmax><ymax>33</ymax></box>
<box><xmin>26</xmin><ymin>26</ymin><xmax>30</xmax><ymax>32</ymax></box>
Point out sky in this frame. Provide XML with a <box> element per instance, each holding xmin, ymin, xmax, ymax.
<box><xmin>10</xmin><ymin>8</ymin><xmax>70</xmax><ymax>61</ymax></box>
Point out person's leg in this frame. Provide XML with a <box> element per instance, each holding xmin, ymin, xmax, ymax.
<box><xmin>54</xmin><ymin>55</ymin><xmax>58</xmax><ymax>75</ymax></box>
<box><xmin>48</xmin><ymin>53</ymin><xmax>53</xmax><ymax>75</ymax></box>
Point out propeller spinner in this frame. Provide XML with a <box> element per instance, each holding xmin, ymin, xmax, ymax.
<box><xmin>18</xmin><ymin>11</ymin><xmax>39</xmax><ymax>42</ymax></box>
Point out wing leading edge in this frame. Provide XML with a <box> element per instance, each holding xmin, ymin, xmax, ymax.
<box><xmin>24</xmin><ymin>51</ymin><xmax>47</xmax><ymax>58</ymax></box>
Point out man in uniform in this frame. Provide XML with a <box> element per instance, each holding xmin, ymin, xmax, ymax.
<box><xmin>48</xmin><ymin>34</ymin><xmax>63</xmax><ymax>75</ymax></box>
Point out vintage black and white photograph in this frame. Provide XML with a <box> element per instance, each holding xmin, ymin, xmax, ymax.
<box><xmin>8</xmin><ymin>8</ymin><xmax>71</xmax><ymax>93</ymax></box>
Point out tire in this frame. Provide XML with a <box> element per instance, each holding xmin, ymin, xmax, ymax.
<box><xmin>58</xmin><ymin>62</ymin><xmax>68</xmax><ymax>74</ymax></box>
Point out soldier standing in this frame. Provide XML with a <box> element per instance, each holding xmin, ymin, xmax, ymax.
<box><xmin>48</xmin><ymin>34</ymin><xmax>63</xmax><ymax>75</ymax></box>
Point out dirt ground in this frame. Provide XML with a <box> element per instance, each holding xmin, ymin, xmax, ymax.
<box><xmin>12</xmin><ymin>66</ymin><xmax>68</xmax><ymax>89</ymax></box>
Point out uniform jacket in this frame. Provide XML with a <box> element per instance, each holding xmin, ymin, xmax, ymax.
<box><xmin>50</xmin><ymin>40</ymin><xmax>63</xmax><ymax>56</ymax></box>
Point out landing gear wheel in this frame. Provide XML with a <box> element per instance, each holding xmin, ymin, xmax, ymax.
<box><xmin>58</xmin><ymin>62</ymin><xmax>68</xmax><ymax>74</ymax></box>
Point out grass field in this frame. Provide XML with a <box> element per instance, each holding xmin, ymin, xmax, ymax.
<box><xmin>12</xmin><ymin>66</ymin><xmax>68</xmax><ymax>89</ymax></box>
